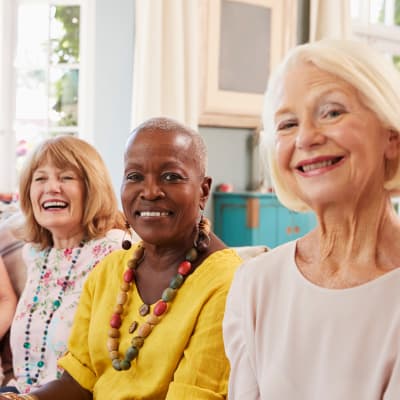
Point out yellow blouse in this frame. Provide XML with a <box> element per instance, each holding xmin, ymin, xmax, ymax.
<box><xmin>58</xmin><ymin>245</ymin><xmax>242</xmax><ymax>400</ymax></box>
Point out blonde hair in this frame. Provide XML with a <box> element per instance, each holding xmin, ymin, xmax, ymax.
<box><xmin>262</xmin><ymin>39</ymin><xmax>400</xmax><ymax>211</ymax></box>
<box><xmin>19</xmin><ymin>135</ymin><xmax>125</xmax><ymax>248</ymax></box>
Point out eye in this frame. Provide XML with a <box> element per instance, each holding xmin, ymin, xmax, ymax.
<box><xmin>162</xmin><ymin>172</ymin><xmax>185</xmax><ymax>182</ymax></box>
<box><xmin>276</xmin><ymin>119</ymin><xmax>298</xmax><ymax>132</ymax></box>
<box><xmin>33</xmin><ymin>176</ymin><xmax>46</xmax><ymax>182</ymax></box>
<box><xmin>321</xmin><ymin>104</ymin><xmax>345</xmax><ymax>119</ymax></box>
<box><xmin>61</xmin><ymin>175</ymin><xmax>74</xmax><ymax>181</ymax></box>
<box><xmin>126</xmin><ymin>172</ymin><xmax>143</xmax><ymax>182</ymax></box>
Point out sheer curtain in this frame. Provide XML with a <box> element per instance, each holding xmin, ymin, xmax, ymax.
<box><xmin>0</xmin><ymin>0</ymin><xmax>17</xmax><ymax>194</ymax></box>
<box><xmin>131</xmin><ymin>0</ymin><xmax>199</xmax><ymax>130</ymax></box>
<box><xmin>309</xmin><ymin>0</ymin><xmax>351</xmax><ymax>41</ymax></box>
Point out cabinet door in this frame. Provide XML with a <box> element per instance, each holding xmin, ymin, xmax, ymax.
<box><xmin>277</xmin><ymin>208</ymin><xmax>316</xmax><ymax>245</ymax></box>
<box><xmin>257</xmin><ymin>203</ymin><xmax>279</xmax><ymax>248</ymax></box>
<box><xmin>214</xmin><ymin>200</ymin><xmax>252</xmax><ymax>246</ymax></box>
<box><xmin>214</xmin><ymin>196</ymin><xmax>278</xmax><ymax>247</ymax></box>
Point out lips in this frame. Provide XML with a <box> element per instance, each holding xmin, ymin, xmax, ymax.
<box><xmin>296</xmin><ymin>156</ymin><xmax>343</xmax><ymax>173</ymax></box>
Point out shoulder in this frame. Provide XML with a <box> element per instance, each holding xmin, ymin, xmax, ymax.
<box><xmin>104</xmin><ymin>228</ymin><xmax>125</xmax><ymax>242</ymax></box>
<box><xmin>203</xmin><ymin>248</ymin><xmax>243</xmax><ymax>276</ymax></box>
<box><xmin>85</xmin><ymin>229</ymin><xmax>125</xmax><ymax>258</ymax></box>
<box><xmin>233</xmin><ymin>240</ymin><xmax>297</xmax><ymax>289</ymax></box>
<box><xmin>86</xmin><ymin>243</ymin><xmax>137</xmax><ymax>280</ymax></box>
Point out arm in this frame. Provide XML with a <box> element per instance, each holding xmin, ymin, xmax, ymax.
<box><xmin>0</xmin><ymin>256</ymin><xmax>17</xmax><ymax>339</ymax></box>
<box><xmin>222</xmin><ymin>266</ymin><xmax>260</xmax><ymax>400</ymax></box>
<box><xmin>0</xmin><ymin>372</ymin><xmax>92</xmax><ymax>400</ymax></box>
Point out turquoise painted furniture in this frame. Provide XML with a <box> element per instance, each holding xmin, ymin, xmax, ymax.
<box><xmin>213</xmin><ymin>191</ymin><xmax>316</xmax><ymax>248</ymax></box>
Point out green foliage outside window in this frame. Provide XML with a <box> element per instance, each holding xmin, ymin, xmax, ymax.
<box><xmin>51</xmin><ymin>6</ymin><xmax>80</xmax><ymax>127</ymax></box>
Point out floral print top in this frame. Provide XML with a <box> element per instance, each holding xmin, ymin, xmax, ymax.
<box><xmin>10</xmin><ymin>229</ymin><xmax>125</xmax><ymax>393</ymax></box>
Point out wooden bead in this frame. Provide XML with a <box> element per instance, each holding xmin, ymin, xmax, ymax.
<box><xmin>107</xmin><ymin>338</ymin><xmax>119</xmax><ymax>351</ymax></box>
<box><xmin>134</xmin><ymin>245</ymin><xmax>144</xmax><ymax>260</ymax></box>
<box><xmin>139</xmin><ymin>303</ymin><xmax>150</xmax><ymax>316</ymax></box>
<box><xmin>162</xmin><ymin>287</ymin><xmax>177</xmax><ymax>302</ymax></box>
<box><xmin>154</xmin><ymin>300</ymin><xmax>168</xmax><ymax>316</ymax></box>
<box><xmin>110</xmin><ymin>314</ymin><xmax>122</xmax><ymax>328</ymax></box>
<box><xmin>125</xmin><ymin>346</ymin><xmax>139</xmax><ymax>361</ymax></box>
<box><xmin>170</xmin><ymin>274</ymin><xmax>184</xmax><ymax>289</ymax></box>
<box><xmin>178</xmin><ymin>261</ymin><xmax>192</xmax><ymax>275</ymax></box>
<box><xmin>127</xmin><ymin>259</ymin><xmax>138</xmax><ymax>269</ymax></box>
<box><xmin>117</xmin><ymin>291</ymin><xmax>128</xmax><ymax>305</ymax></box>
<box><xmin>123</xmin><ymin>268</ymin><xmax>135</xmax><ymax>282</ymax></box>
<box><xmin>109</xmin><ymin>350</ymin><xmax>119</xmax><ymax>360</ymax></box>
<box><xmin>131</xmin><ymin>336</ymin><xmax>145</xmax><ymax>348</ymax></box>
<box><xmin>114</xmin><ymin>304</ymin><xmax>123</xmax><ymax>314</ymax></box>
<box><xmin>146</xmin><ymin>314</ymin><xmax>160</xmax><ymax>325</ymax></box>
<box><xmin>137</xmin><ymin>323</ymin><xmax>152</xmax><ymax>337</ymax></box>
<box><xmin>128</xmin><ymin>321</ymin><xmax>138</xmax><ymax>334</ymax></box>
<box><xmin>185</xmin><ymin>247</ymin><xmax>198</xmax><ymax>262</ymax></box>
<box><xmin>108</xmin><ymin>328</ymin><xmax>120</xmax><ymax>338</ymax></box>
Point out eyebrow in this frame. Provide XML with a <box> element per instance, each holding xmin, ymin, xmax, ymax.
<box><xmin>274</xmin><ymin>87</ymin><xmax>348</xmax><ymax>119</ymax></box>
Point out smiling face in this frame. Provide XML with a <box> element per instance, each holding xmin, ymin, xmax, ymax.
<box><xmin>30</xmin><ymin>161</ymin><xmax>85</xmax><ymax>240</ymax></box>
<box><xmin>121</xmin><ymin>127</ymin><xmax>211</xmax><ymax>247</ymax></box>
<box><xmin>271</xmin><ymin>61</ymin><xmax>398</xmax><ymax>210</ymax></box>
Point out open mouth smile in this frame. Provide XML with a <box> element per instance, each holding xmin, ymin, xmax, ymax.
<box><xmin>297</xmin><ymin>156</ymin><xmax>344</xmax><ymax>173</ymax></box>
<box><xmin>42</xmin><ymin>201</ymin><xmax>68</xmax><ymax>210</ymax></box>
<box><xmin>136</xmin><ymin>211</ymin><xmax>172</xmax><ymax>217</ymax></box>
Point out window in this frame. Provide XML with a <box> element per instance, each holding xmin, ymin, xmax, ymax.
<box><xmin>351</xmin><ymin>0</ymin><xmax>400</xmax><ymax>69</ymax></box>
<box><xmin>14</xmin><ymin>0</ymin><xmax>88</xmax><ymax>170</ymax></box>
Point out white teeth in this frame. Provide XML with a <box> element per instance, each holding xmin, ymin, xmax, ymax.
<box><xmin>302</xmin><ymin>160</ymin><xmax>333</xmax><ymax>172</ymax></box>
<box><xmin>43</xmin><ymin>201</ymin><xmax>68</xmax><ymax>209</ymax></box>
<box><xmin>139</xmin><ymin>211</ymin><xmax>169</xmax><ymax>217</ymax></box>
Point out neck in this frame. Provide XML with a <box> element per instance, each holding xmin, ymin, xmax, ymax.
<box><xmin>52</xmin><ymin>232</ymin><xmax>85</xmax><ymax>249</ymax></box>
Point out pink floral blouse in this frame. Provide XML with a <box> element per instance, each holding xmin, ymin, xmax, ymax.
<box><xmin>10</xmin><ymin>229</ymin><xmax>125</xmax><ymax>393</ymax></box>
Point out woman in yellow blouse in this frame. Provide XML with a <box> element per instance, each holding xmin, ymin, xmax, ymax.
<box><xmin>1</xmin><ymin>117</ymin><xmax>242</xmax><ymax>400</ymax></box>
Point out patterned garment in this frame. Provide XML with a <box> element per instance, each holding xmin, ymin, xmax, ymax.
<box><xmin>9</xmin><ymin>229</ymin><xmax>125</xmax><ymax>394</ymax></box>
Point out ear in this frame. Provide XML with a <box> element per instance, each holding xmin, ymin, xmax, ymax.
<box><xmin>385</xmin><ymin>128</ymin><xmax>400</xmax><ymax>160</ymax></box>
<box><xmin>199</xmin><ymin>176</ymin><xmax>212</xmax><ymax>210</ymax></box>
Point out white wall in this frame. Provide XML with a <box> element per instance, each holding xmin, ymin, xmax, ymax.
<box><xmin>91</xmin><ymin>0</ymin><xmax>135</xmax><ymax>202</ymax></box>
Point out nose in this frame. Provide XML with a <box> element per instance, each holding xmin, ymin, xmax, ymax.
<box><xmin>295</xmin><ymin>119</ymin><xmax>326</xmax><ymax>149</ymax></box>
<box><xmin>44</xmin><ymin>177</ymin><xmax>61</xmax><ymax>193</ymax></box>
<box><xmin>140</xmin><ymin>177</ymin><xmax>164</xmax><ymax>200</ymax></box>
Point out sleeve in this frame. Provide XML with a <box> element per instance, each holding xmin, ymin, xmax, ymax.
<box><xmin>57</xmin><ymin>268</ymin><xmax>97</xmax><ymax>392</ymax></box>
<box><xmin>222</xmin><ymin>266</ymin><xmax>260</xmax><ymax>400</ymax></box>
<box><xmin>166</xmin><ymin>284</ymin><xmax>232</xmax><ymax>400</ymax></box>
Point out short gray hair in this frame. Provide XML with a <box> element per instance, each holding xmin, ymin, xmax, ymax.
<box><xmin>130</xmin><ymin>117</ymin><xmax>208</xmax><ymax>176</ymax></box>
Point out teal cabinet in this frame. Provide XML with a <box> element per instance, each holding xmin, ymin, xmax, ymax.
<box><xmin>213</xmin><ymin>192</ymin><xmax>316</xmax><ymax>248</ymax></box>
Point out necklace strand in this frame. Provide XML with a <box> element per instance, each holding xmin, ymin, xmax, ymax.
<box><xmin>23</xmin><ymin>242</ymin><xmax>85</xmax><ymax>386</ymax></box>
<box><xmin>108</xmin><ymin>242</ymin><xmax>198</xmax><ymax>371</ymax></box>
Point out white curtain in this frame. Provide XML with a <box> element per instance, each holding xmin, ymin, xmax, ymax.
<box><xmin>309</xmin><ymin>0</ymin><xmax>352</xmax><ymax>41</ymax></box>
<box><xmin>131</xmin><ymin>0</ymin><xmax>199</xmax><ymax>130</ymax></box>
<box><xmin>0</xmin><ymin>0</ymin><xmax>17</xmax><ymax>194</ymax></box>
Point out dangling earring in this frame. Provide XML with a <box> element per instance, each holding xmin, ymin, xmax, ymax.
<box><xmin>194</xmin><ymin>212</ymin><xmax>211</xmax><ymax>253</ymax></box>
<box><xmin>122</xmin><ymin>221</ymin><xmax>133</xmax><ymax>250</ymax></box>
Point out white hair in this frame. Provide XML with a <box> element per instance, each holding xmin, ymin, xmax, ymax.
<box><xmin>261</xmin><ymin>39</ymin><xmax>400</xmax><ymax>211</ymax></box>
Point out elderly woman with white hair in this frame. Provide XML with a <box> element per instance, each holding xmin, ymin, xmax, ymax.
<box><xmin>223</xmin><ymin>39</ymin><xmax>400</xmax><ymax>399</ymax></box>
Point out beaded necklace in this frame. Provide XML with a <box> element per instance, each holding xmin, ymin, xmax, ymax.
<box><xmin>23</xmin><ymin>241</ymin><xmax>85</xmax><ymax>385</ymax></box>
<box><xmin>108</xmin><ymin>242</ymin><xmax>198</xmax><ymax>371</ymax></box>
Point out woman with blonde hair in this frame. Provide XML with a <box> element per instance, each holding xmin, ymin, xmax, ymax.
<box><xmin>224</xmin><ymin>39</ymin><xmax>400</xmax><ymax>399</ymax></box>
<box><xmin>1</xmin><ymin>135</ymin><xmax>133</xmax><ymax>394</ymax></box>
